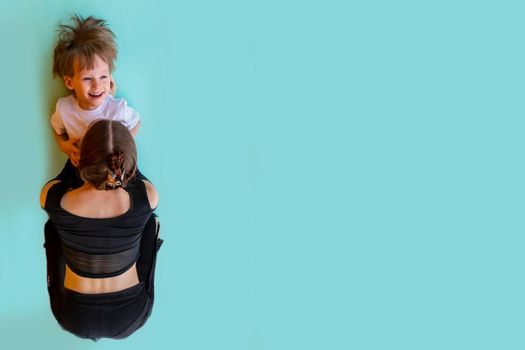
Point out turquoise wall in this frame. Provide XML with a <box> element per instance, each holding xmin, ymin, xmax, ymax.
<box><xmin>1</xmin><ymin>0</ymin><xmax>525</xmax><ymax>349</ymax></box>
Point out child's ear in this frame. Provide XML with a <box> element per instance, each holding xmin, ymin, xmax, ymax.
<box><xmin>63</xmin><ymin>76</ymin><xmax>74</xmax><ymax>90</ymax></box>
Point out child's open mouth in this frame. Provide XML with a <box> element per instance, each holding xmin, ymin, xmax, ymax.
<box><xmin>88</xmin><ymin>91</ymin><xmax>104</xmax><ymax>98</ymax></box>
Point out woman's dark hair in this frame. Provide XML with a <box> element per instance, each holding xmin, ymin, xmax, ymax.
<box><xmin>78</xmin><ymin>120</ymin><xmax>137</xmax><ymax>190</ymax></box>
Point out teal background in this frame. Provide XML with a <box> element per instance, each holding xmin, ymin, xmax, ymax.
<box><xmin>0</xmin><ymin>0</ymin><xmax>524</xmax><ymax>349</ymax></box>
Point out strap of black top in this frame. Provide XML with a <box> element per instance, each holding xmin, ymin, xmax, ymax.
<box><xmin>125</xmin><ymin>178</ymin><xmax>153</xmax><ymax>213</ymax></box>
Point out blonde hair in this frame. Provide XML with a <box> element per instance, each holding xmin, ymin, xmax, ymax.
<box><xmin>52</xmin><ymin>14</ymin><xmax>118</xmax><ymax>78</ymax></box>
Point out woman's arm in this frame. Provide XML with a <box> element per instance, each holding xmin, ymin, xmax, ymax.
<box><xmin>40</xmin><ymin>180</ymin><xmax>61</xmax><ymax>208</ymax></box>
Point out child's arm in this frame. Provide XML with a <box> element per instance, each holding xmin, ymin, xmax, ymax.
<box><xmin>130</xmin><ymin>121</ymin><xmax>141</xmax><ymax>137</ymax></box>
<box><xmin>120</xmin><ymin>98</ymin><xmax>140</xmax><ymax>137</ymax></box>
<box><xmin>53</xmin><ymin>131</ymin><xmax>80</xmax><ymax>167</ymax></box>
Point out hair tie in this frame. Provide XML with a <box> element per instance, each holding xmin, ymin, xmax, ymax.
<box><xmin>104</xmin><ymin>151</ymin><xmax>125</xmax><ymax>190</ymax></box>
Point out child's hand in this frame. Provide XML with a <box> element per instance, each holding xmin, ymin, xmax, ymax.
<box><xmin>61</xmin><ymin>140</ymin><xmax>80</xmax><ymax>167</ymax></box>
<box><xmin>69</xmin><ymin>151</ymin><xmax>80</xmax><ymax>167</ymax></box>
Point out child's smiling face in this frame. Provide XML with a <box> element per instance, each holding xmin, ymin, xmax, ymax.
<box><xmin>64</xmin><ymin>54</ymin><xmax>112</xmax><ymax>110</ymax></box>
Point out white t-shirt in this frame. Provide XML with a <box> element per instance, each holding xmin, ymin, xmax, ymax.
<box><xmin>50</xmin><ymin>95</ymin><xmax>140</xmax><ymax>146</ymax></box>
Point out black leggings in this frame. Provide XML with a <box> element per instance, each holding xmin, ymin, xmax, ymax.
<box><xmin>43</xmin><ymin>215</ymin><xmax>163</xmax><ymax>340</ymax></box>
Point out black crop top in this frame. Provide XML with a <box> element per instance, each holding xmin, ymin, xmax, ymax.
<box><xmin>44</xmin><ymin>178</ymin><xmax>154</xmax><ymax>278</ymax></box>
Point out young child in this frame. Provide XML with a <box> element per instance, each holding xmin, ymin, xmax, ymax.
<box><xmin>51</xmin><ymin>15</ymin><xmax>141</xmax><ymax>185</ymax></box>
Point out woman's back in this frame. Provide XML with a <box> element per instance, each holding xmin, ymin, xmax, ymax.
<box><xmin>62</xmin><ymin>183</ymin><xmax>138</xmax><ymax>294</ymax></box>
<box><xmin>61</xmin><ymin>185</ymin><xmax>132</xmax><ymax>219</ymax></box>
<box><xmin>42</xmin><ymin>179</ymin><xmax>157</xmax><ymax>294</ymax></box>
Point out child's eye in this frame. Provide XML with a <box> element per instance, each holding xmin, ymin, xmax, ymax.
<box><xmin>82</xmin><ymin>77</ymin><xmax>92</xmax><ymax>81</ymax></box>
<box><xmin>100</xmin><ymin>75</ymin><xmax>108</xmax><ymax>79</ymax></box>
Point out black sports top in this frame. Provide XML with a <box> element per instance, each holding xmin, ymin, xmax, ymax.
<box><xmin>44</xmin><ymin>179</ymin><xmax>154</xmax><ymax>278</ymax></box>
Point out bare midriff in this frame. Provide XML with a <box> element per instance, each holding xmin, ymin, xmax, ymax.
<box><xmin>64</xmin><ymin>263</ymin><xmax>140</xmax><ymax>294</ymax></box>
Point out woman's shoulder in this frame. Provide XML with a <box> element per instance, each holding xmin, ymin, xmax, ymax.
<box><xmin>142</xmin><ymin>180</ymin><xmax>159</xmax><ymax>209</ymax></box>
<box><xmin>40</xmin><ymin>180</ymin><xmax>62</xmax><ymax>209</ymax></box>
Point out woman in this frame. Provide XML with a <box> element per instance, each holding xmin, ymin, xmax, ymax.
<box><xmin>40</xmin><ymin>119</ymin><xmax>161</xmax><ymax>340</ymax></box>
